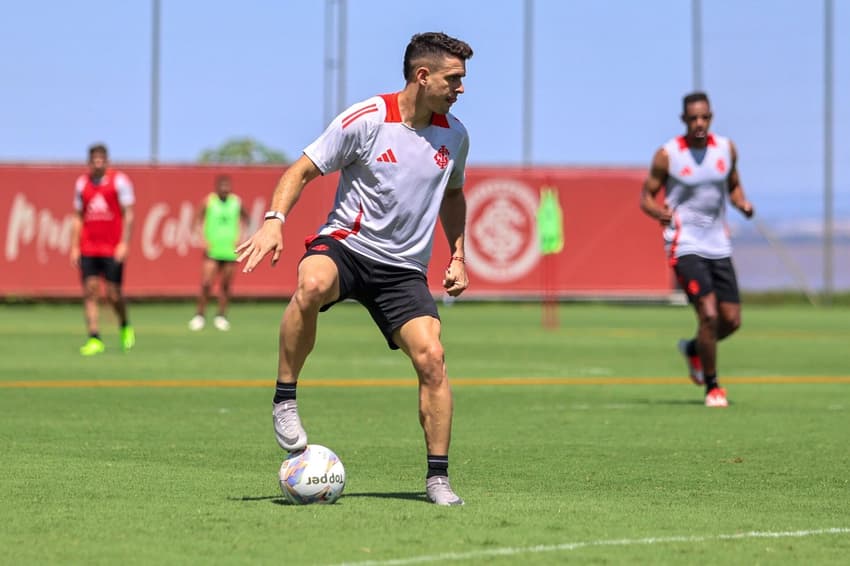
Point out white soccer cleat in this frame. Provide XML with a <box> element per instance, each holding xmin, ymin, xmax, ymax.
<box><xmin>188</xmin><ymin>315</ymin><xmax>205</xmax><ymax>331</ymax></box>
<box><xmin>273</xmin><ymin>400</ymin><xmax>308</xmax><ymax>452</ymax></box>
<box><xmin>213</xmin><ymin>315</ymin><xmax>231</xmax><ymax>331</ymax></box>
<box><xmin>426</xmin><ymin>476</ymin><xmax>464</xmax><ymax>506</ymax></box>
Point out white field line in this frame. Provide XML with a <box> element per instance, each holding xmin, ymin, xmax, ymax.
<box><xmin>331</xmin><ymin>527</ymin><xmax>850</xmax><ymax>566</ymax></box>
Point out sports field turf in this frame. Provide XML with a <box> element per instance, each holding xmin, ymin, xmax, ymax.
<box><xmin>1</xmin><ymin>301</ymin><xmax>848</xmax><ymax>564</ymax></box>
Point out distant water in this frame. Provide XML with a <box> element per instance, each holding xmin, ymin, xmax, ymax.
<box><xmin>733</xmin><ymin>241</ymin><xmax>850</xmax><ymax>291</ymax></box>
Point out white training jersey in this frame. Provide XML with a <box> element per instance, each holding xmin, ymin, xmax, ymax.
<box><xmin>303</xmin><ymin>92</ymin><xmax>469</xmax><ymax>273</ymax></box>
<box><xmin>662</xmin><ymin>133</ymin><xmax>733</xmax><ymax>259</ymax></box>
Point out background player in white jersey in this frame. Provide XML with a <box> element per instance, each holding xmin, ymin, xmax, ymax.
<box><xmin>236</xmin><ymin>32</ymin><xmax>473</xmax><ymax>505</ymax></box>
<box><xmin>640</xmin><ymin>92</ymin><xmax>754</xmax><ymax>408</ymax></box>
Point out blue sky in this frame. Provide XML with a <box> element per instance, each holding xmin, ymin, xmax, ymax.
<box><xmin>1</xmin><ymin>0</ymin><xmax>847</xmax><ymax>222</ymax></box>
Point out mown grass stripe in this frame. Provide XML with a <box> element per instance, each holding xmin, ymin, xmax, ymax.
<box><xmin>2</xmin><ymin>376</ymin><xmax>849</xmax><ymax>388</ymax></box>
<box><xmin>329</xmin><ymin>527</ymin><xmax>850</xmax><ymax>566</ymax></box>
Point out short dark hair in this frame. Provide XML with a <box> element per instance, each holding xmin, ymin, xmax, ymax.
<box><xmin>403</xmin><ymin>32</ymin><xmax>473</xmax><ymax>82</ymax></box>
<box><xmin>88</xmin><ymin>143</ymin><xmax>108</xmax><ymax>159</ymax></box>
<box><xmin>682</xmin><ymin>92</ymin><xmax>710</xmax><ymax>113</ymax></box>
<box><xmin>215</xmin><ymin>174</ymin><xmax>231</xmax><ymax>186</ymax></box>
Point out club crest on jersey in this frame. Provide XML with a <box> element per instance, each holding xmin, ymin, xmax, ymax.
<box><xmin>434</xmin><ymin>145</ymin><xmax>450</xmax><ymax>170</ymax></box>
<box><xmin>716</xmin><ymin>158</ymin><xmax>726</xmax><ymax>173</ymax></box>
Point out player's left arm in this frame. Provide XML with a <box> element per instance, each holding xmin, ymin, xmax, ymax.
<box><xmin>727</xmin><ymin>141</ymin><xmax>754</xmax><ymax>218</ymax></box>
<box><xmin>115</xmin><ymin>204</ymin><xmax>134</xmax><ymax>262</ymax></box>
<box><xmin>440</xmin><ymin>187</ymin><xmax>468</xmax><ymax>297</ymax></box>
<box><xmin>115</xmin><ymin>172</ymin><xmax>136</xmax><ymax>262</ymax></box>
<box><xmin>238</xmin><ymin>199</ymin><xmax>251</xmax><ymax>239</ymax></box>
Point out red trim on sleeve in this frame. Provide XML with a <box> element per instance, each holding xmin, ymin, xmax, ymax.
<box><xmin>342</xmin><ymin>104</ymin><xmax>378</xmax><ymax>129</ymax></box>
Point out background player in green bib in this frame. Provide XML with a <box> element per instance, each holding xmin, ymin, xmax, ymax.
<box><xmin>189</xmin><ymin>175</ymin><xmax>249</xmax><ymax>331</ymax></box>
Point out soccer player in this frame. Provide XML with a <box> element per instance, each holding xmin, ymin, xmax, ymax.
<box><xmin>640</xmin><ymin>92</ymin><xmax>755</xmax><ymax>408</ymax></box>
<box><xmin>236</xmin><ymin>32</ymin><xmax>473</xmax><ymax>505</ymax></box>
<box><xmin>70</xmin><ymin>143</ymin><xmax>136</xmax><ymax>355</ymax></box>
<box><xmin>188</xmin><ymin>174</ymin><xmax>249</xmax><ymax>331</ymax></box>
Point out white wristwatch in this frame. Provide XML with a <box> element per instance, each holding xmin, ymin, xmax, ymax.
<box><xmin>264</xmin><ymin>210</ymin><xmax>286</xmax><ymax>224</ymax></box>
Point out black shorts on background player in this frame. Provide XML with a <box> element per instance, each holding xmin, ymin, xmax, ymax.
<box><xmin>80</xmin><ymin>256</ymin><xmax>124</xmax><ymax>284</ymax></box>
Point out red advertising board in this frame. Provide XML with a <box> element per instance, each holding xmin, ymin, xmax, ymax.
<box><xmin>0</xmin><ymin>164</ymin><xmax>672</xmax><ymax>299</ymax></box>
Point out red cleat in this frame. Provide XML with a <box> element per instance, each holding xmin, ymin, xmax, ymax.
<box><xmin>677</xmin><ymin>339</ymin><xmax>704</xmax><ymax>386</ymax></box>
<box><xmin>705</xmin><ymin>387</ymin><xmax>729</xmax><ymax>408</ymax></box>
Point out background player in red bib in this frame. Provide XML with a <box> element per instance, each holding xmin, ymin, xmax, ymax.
<box><xmin>70</xmin><ymin>143</ymin><xmax>136</xmax><ymax>356</ymax></box>
<box><xmin>640</xmin><ymin>92</ymin><xmax>755</xmax><ymax>407</ymax></box>
<box><xmin>237</xmin><ymin>32</ymin><xmax>473</xmax><ymax>505</ymax></box>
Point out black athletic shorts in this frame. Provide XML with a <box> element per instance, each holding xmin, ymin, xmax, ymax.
<box><xmin>672</xmin><ymin>254</ymin><xmax>740</xmax><ymax>304</ymax></box>
<box><xmin>302</xmin><ymin>235</ymin><xmax>439</xmax><ymax>350</ymax></box>
<box><xmin>80</xmin><ymin>255</ymin><xmax>124</xmax><ymax>284</ymax></box>
<box><xmin>203</xmin><ymin>253</ymin><xmax>235</xmax><ymax>266</ymax></box>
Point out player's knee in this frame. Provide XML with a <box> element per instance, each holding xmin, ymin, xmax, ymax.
<box><xmin>294</xmin><ymin>274</ymin><xmax>332</xmax><ymax>308</ymax></box>
<box><xmin>412</xmin><ymin>343</ymin><xmax>446</xmax><ymax>382</ymax></box>
<box><xmin>106</xmin><ymin>288</ymin><xmax>122</xmax><ymax>304</ymax></box>
<box><xmin>699</xmin><ymin>309</ymin><xmax>718</xmax><ymax>329</ymax></box>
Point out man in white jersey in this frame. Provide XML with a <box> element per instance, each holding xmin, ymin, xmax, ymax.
<box><xmin>236</xmin><ymin>32</ymin><xmax>472</xmax><ymax>505</ymax></box>
<box><xmin>640</xmin><ymin>92</ymin><xmax>754</xmax><ymax>408</ymax></box>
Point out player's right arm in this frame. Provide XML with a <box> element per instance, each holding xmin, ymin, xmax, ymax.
<box><xmin>639</xmin><ymin>148</ymin><xmax>673</xmax><ymax>226</ymax></box>
<box><xmin>193</xmin><ymin>200</ymin><xmax>207</xmax><ymax>232</ymax></box>
<box><xmin>193</xmin><ymin>198</ymin><xmax>208</xmax><ymax>247</ymax></box>
<box><xmin>70</xmin><ymin>212</ymin><xmax>83</xmax><ymax>267</ymax></box>
<box><xmin>236</xmin><ymin>154</ymin><xmax>322</xmax><ymax>272</ymax></box>
<box><xmin>70</xmin><ymin>177</ymin><xmax>84</xmax><ymax>267</ymax></box>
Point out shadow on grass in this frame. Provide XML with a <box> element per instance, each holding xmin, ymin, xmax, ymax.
<box><xmin>230</xmin><ymin>491</ymin><xmax>427</xmax><ymax>505</ymax></box>
<box><xmin>341</xmin><ymin>491</ymin><xmax>426</xmax><ymax>502</ymax></box>
<box><xmin>231</xmin><ymin>495</ymin><xmax>280</xmax><ymax>502</ymax></box>
<box><xmin>636</xmin><ymin>398</ymin><xmax>705</xmax><ymax>406</ymax></box>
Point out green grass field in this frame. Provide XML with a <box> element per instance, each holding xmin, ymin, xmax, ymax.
<box><xmin>1</xmin><ymin>301</ymin><xmax>848</xmax><ymax>565</ymax></box>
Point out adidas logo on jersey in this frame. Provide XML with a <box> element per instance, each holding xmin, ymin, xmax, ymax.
<box><xmin>87</xmin><ymin>193</ymin><xmax>110</xmax><ymax>214</ymax></box>
<box><xmin>376</xmin><ymin>148</ymin><xmax>397</xmax><ymax>163</ymax></box>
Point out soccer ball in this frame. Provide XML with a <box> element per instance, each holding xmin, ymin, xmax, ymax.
<box><xmin>278</xmin><ymin>444</ymin><xmax>346</xmax><ymax>505</ymax></box>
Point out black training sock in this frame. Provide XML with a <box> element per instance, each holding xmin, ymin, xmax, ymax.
<box><xmin>426</xmin><ymin>455</ymin><xmax>449</xmax><ymax>479</ymax></box>
<box><xmin>273</xmin><ymin>382</ymin><xmax>297</xmax><ymax>404</ymax></box>
<box><xmin>704</xmin><ymin>373</ymin><xmax>718</xmax><ymax>393</ymax></box>
<box><xmin>90</xmin><ymin>332</ymin><xmax>101</xmax><ymax>340</ymax></box>
<box><xmin>686</xmin><ymin>339</ymin><xmax>698</xmax><ymax>357</ymax></box>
